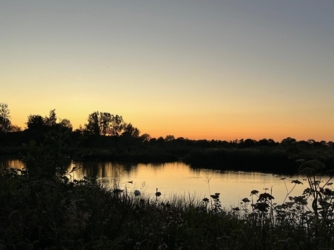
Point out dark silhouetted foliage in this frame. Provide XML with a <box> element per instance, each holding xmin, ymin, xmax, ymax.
<box><xmin>0</xmin><ymin>103</ymin><xmax>12</xmax><ymax>133</ymax></box>
<box><xmin>1</xmin><ymin>106</ymin><xmax>334</xmax><ymax>174</ymax></box>
<box><xmin>27</xmin><ymin>115</ymin><xmax>45</xmax><ymax>130</ymax></box>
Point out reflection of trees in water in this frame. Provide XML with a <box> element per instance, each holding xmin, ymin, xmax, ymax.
<box><xmin>0</xmin><ymin>159</ymin><xmax>10</xmax><ymax>170</ymax></box>
<box><xmin>0</xmin><ymin>159</ymin><xmax>25</xmax><ymax>171</ymax></box>
<box><xmin>72</xmin><ymin>161</ymin><xmax>186</xmax><ymax>190</ymax></box>
<box><xmin>144</xmin><ymin>163</ymin><xmax>167</xmax><ymax>175</ymax></box>
<box><xmin>75</xmin><ymin>161</ymin><xmax>140</xmax><ymax>185</ymax></box>
<box><xmin>189</xmin><ymin>167</ymin><xmax>201</xmax><ymax>175</ymax></box>
<box><xmin>150</xmin><ymin>162</ymin><xmax>165</xmax><ymax>167</ymax></box>
<box><xmin>76</xmin><ymin>161</ymin><xmax>105</xmax><ymax>179</ymax></box>
<box><xmin>122</xmin><ymin>163</ymin><xmax>137</xmax><ymax>173</ymax></box>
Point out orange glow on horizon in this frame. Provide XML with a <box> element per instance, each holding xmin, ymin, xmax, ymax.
<box><xmin>11</xmin><ymin>116</ymin><xmax>333</xmax><ymax>143</ymax></box>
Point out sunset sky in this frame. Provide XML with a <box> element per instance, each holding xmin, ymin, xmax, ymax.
<box><xmin>1</xmin><ymin>1</ymin><xmax>334</xmax><ymax>141</ymax></box>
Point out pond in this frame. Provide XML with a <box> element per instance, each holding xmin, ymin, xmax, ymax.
<box><xmin>2</xmin><ymin>159</ymin><xmax>319</xmax><ymax>208</ymax></box>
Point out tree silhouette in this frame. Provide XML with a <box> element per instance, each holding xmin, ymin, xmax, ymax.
<box><xmin>165</xmin><ymin>135</ymin><xmax>175</xmax><ymax>142</ymax></box>
<box><xmin>85</xmin><ymin>111</ymin><xmax>101</xmax><ymax>135</ymax></box>
<box><xmin>100</xmin><ymin>112</ymin><xmax>113</xmax><ymax>136</ymax></box>
<box><xmin>122</xmin><ymin>123</ymin><xmax>140</xmax><ymax>138</ymax></box>
<box><xmin>281</xmin><ymin>137</ymin><xmax>297</xmax><ymax>146</ymax></box>
<box><xmin>10</xmin><ymin>125</ymin><xmax>22</xmax><ymax>132</ymax></box>
<box><xmin>110</xmin><ymin>115</ymin><xmax>124</xmax><ymax>136</ymax></box>
<box><xmin>244</xmin><ymin>138</ymin><xmax>256</xmax><ymax>147</ymax></box>
<box><xmin>58</xmin><ymin>119</ymin><xmax>73</xmax><ymax>132</ymax></box>
<box><xmin>85</xmin><ymin>111</ymin><xmax>126</xmax><ymax>136</ymax></box>
<box><xmin>44</xmin><ymin>109</ymin><xmax>57</xmax><ymax>127</ymax></box>
<box><xmin>0</xmin><ymin>103</ymin><xmax>12</xmax><ymax>133</ymax></box>
<box><xmin>140</xmin><ymin>133</ymin><xmax>151</xmax><ymax>142</ymax></box>
<box><xmin>258</xmin><ymin>138</ymin><xmax>269</xmax><ymax>146</ymax></box>
<box><xmin>27</xmin><ymin>115</ymin><xmax>45</xmax><ymax>130</ymax></box>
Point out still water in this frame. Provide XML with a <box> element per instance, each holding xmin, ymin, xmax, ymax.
<box><xmin>2</xmin><ymin>159</ymin><xmax>316</xmax><ymax>208</ymax></box>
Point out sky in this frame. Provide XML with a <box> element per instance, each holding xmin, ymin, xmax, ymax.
<box><xmin>1</xmin><ymin>0</ymin><xmax>334</xmax><ymax>141</ymax></box>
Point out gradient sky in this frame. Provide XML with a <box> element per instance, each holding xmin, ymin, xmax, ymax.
<box><xmin>1</xmin><ymin>0</ymin><xmax>334</xmax><ymax>141</ymax></box>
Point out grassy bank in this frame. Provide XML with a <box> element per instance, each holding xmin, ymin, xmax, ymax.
<box><xmin>1</xmin><ymin>161</ymin><xmax>334</xmax><ymax>249</ymax></box>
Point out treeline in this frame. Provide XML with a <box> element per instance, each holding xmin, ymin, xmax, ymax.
<box><xmin>1</xmin><ymin>103</ymin><xmax>334</xmax><ymax>173</ymax></box>
<box><xmin>0</xmin><ymin>102</ymin><xmax>146</xmax><ymax>146</ymax></box>
<box><xmin>0</xmin><ymin>103</ymin><xmax>143</xmax><ymax>138</ymax></box>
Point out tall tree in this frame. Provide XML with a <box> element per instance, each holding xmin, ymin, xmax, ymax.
<box><xmin>85</xmin><ymin>111</ymin><xmax>125</xmax><ymax>136</ymax></box>
<box><xmin>0</xmin><ymin>103</ymin><xmax>12</xmax><ymax>133</ymax></box>
<box><xmin>100</xmin><ymin>112</ymin><xmax>113</xmax><ymax>136</ymax></box>
<box><xmin>44</xmin><ymin>109</ymin><xmax>57</xmax><ymax>127</ymax></box>
<box><xmin>110</xmin><ymin>115</ymin><xmax>124</xmax><ymax>136</ymax></box>
<box><xmin>85</xmin><ymin>111</ymin><xmax>101</xmax><ymax>135</ymax></box>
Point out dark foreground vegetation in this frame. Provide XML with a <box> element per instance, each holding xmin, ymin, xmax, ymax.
<box><xmin>1</xmin><ymin>103</ymin><xmax>334</xmax><ymax>174</ymax></box>
<box><xmin>1</xmin><ymin>131</ymin><xmax>334</xmax><ymax>249</ymax></box>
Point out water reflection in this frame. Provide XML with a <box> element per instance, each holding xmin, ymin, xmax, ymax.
<box><xmin>2</xmin><ymin>159</ymin><xmax>315</xmax><ymax>207</ymax></box>
<box><xmin>0</xmin><ymin>158</ymin><xmax>23</xmax><ymax>170</ymax></box>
